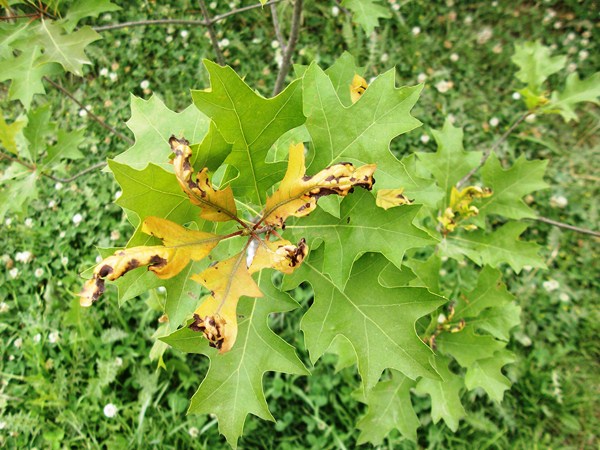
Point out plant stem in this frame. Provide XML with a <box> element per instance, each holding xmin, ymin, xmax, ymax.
<box><xmin>272</xmin><ymin>0</ymin><xmax>303</xmax><ymax>96</ymax></box>
<box><xmin>533</xmin><ymin>216</ymin><xmax>600</xmax><ymax>238</ymax></box>
<box><xmin>44</xmin><ymin>161</ymin><xmax>107</xmax><ymax>183</ymax></box>
<box><xmin>456</xmin><ymin>111</ymin><xmax>529</xmax><ymax>189</ymax></box>
<box><xmin>198</xmin><ymin>0</ymin><xmax>225</xmax><ymax>66</ymax></box>
<box><xmin>270</xmin><ymin>3</ymin><xmax>286</xmax><ymax>52</ymax></box>
<box><xmin>43</xmin><ymin>77</ymin><xmax>134</xmax><ymax>145</ymax></box>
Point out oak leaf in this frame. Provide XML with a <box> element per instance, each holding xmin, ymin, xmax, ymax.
<box><xmin>262</xmin><ymin>142</ymin><xmax>376</xmax><ymax>228</ymax></box>
<box><xmin>170</xmin><ymin>135</ymin><xmax>238</xmax><ymax>222</ymax></box>
<box><xmin>350</xmin><ymin>74</ymin><xmax>368</xmax><ymax>103</ymax></box>
<box><xmin>375</xmin><ymin>188</ymin><xmax>413</xmax><ymax>209</ymax></box>
<box><xmin>79</xmin><ymin>217</ymin><xmax>221</xmax><ymax>306</ymax></box>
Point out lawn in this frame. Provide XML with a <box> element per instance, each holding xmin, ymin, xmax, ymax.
<box><xmin>0</xmin><ymin>1</ymin><xmax>598</xmax><ymax>448</ymax></box>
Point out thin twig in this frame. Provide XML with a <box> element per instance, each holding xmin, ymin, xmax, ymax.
<box><xmin>43</xmin><ymin>77</ymin><xmax>134</xmax><ymax>145</ymax></box>
<box><xmin>273</xmin><ymin>0</ymin><xmax>303</xmax><ymax>96</ymax></box>
<box><xmin>270</xmin><ymin>3</ymin><xmax>286</xmax><ymax>52</ymax></box>
<box><xmin>0</xmin><ymin>151</ymin><xmax>36</xmax><ymax>171</ymax></box>
<box><xmin>198</xmin><ymin>0</ymin><xmax>225</xmax><ymax>66</ymax></box>
<box><xmin>44</xmin><ymin>161</ymin><xmax>107</xmax><ymax>183</ymax></box>
<box><xmin>92</xmin><ymin>0</ymin><xmax>282</xmax><ymax>32</ymax></box>
<box><xmin>533</xmin><ymin>216</ymin><xmax>600</xmax><ymax>238</ymax></box>
<box><xmin>456</xmin><ymin>111</ymin><xmax>529</xmax><ymax>189</ymax></box>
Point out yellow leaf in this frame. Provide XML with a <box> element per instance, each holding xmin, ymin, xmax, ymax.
<box><xmin>79</xmin><ymin>216</ymin><xmax>222</xmax><ymax>307</ymax></box>
<box><xmin>170</xmin><ymin>136</ymin><xmax>238</xmax><ymax>222</ymax></box>
<box><xmin>375</xmin><ymin>188</ymin><xmax>414</xmax><ymax>210</ymax></box>
<box><xmin>350</xmin><ymin>74</ymin><xmax>368</xmax><ymax>104</ymax></box>
<box><xmin>249</xmin><ymin>238</ymin><xmax>308</xmax><ymax>275</ymax></box>
<box><xmin>190</xmin><ymin>251</ymin><xmax>263</xmax><ymax>353</ymax></box>
<box><xmin>262</xmin><ymin>143</ymin><xmax>376</xmax><ymax>228</ymax></box>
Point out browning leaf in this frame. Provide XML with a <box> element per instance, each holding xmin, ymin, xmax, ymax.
<box><xmin>249</xmin><ymin>238</ymin><xmax>308</xmax><ymax>275</ymax></box>
<box><xmin>79</xmin><ymin>217</ymin><xmax>222</xmax><ymax>307</ymax></box>
<box><xmin>170</xmin><ymin>135</ymin><xmax>238</xmax><ymax>222</ymax></box>
<box><xmin>190</xmin><ymin>251</ymin><xmax>263</xmax><ymax>353</ymax></box>
<box><xmin>350</xmin><ymin>74</ymin><xmax>368</xmax><ymax>103</ymax></box>
<box><xmin>262</xmin><ymin>143</ymin><xmax>376</xmax><ymax>228</ymax></box>
<box><xmin>375</xmin><ymin>188</ymin><xmax>414</xmax><ymax>210</ymax></box>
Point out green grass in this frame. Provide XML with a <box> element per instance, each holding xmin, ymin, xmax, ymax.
<box><xmin>1</xmin><ymin>0</ymin><xmax>598</xmax><ymax>448</ymax></box>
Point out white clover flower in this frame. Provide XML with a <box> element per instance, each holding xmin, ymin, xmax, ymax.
<box><xmin>48</xmin><ymin>331</ymin><xmax>60</xmax><ymax>344</ymax></box>
<box><xmin>331</xmin><ymin>5</ymin><xmax>340</xmax><ymax>16</ymax></box>
<box><xmin>9</xmin><ymin>268</ymin><xmax>19</xmax><ymax>279</ymax></box>
<box><xmin>512</xmin><ymin>92</ymin><xmax>521</xmax><ymax>100</ymax></box>
<box><xmin>439</xmin><ymin>269</ymin><xmax>447</xmax><ymax>277</ymax></box>
<box><xmin>61</xmin><ymin>256</ymin><xmax>69</xmax><ymax>265</ymax></box>
<box><xmin>0</xmin><ymin>421</ymin><xmax>6</xmax><ymax>430</ymax></box>
<box><xmin>581</xmin><ymin>38</ymin><xmax>589</xmax><ymax>46</ymax></box>
<box><xmin>417</xmin><ymin>72</ymin><xmax>427</xmax><ymax>83</ymax></box>
<box><xmin>102</xmin><ymin>13</ymin><xmax>112</xmax><ymax>21</ymax></box>
<box><xmin>33</xmin><ymin>333</ymin><xmax>41</xmax><ymax>343</ymax></box>
<box><xmin>525</xmin><ymin>113</ymin><xmax>536</xmax><ymax>123</ymax></box>
<box><xmin>72</xmin><ymin>213</ymin><xmax>83</xmax><ymax>226</ymax></box>
<box><xmin>114</xmin><ymin>190</ymin><xmax>122</xmax><ymax>200</ymax></box>
<box><xmin>392</xmin><ymin>3</ymin><xmax>400</xmax><ymax>11</ymax></box>
<box><xmin>559</xmin><ymin>293</ymin><xmax>570</xmax><ymax>303</ymax></box>
<box><xmin>553</xmin><ymin>21</ymin><xmax>562</xmax><ymax>30</ymax></box>
<box><xmin>219</xmin><ymin>38</ymin><xmax>230</xmax><ymax>47</ymax></box>
<box><xmin>99</xmin><ymin>68</ymin><xmax>109</xmax><ymax>77</ymax></box>
<box><xmin>566</xmin><ymin>63</ymin><xmax>578</xmax><ymax>73</ymax></box>
<box><xmin>550</xmin><ymin>195</ymin><xmax>568</xmax><ymax>208</ymax></box>
<box><xmin>492</xmin><ymin>43</ymin><xmax>503</xmax><ymax>54</ymax></box>
<box><xmin>24</xmin><ymin>218</ymin><xmax>33</xmax><ymax>228</ymax></box>
<box><xmin>16</xmin><ymin>251</ymin><xmax>33</xmax><ymax>263</ymax></box>
<box><xmin>110</xmin><ymin>230</ymin><xmax>121</xmax><ymax>241</ymax></box>
<box><xmin>578</xmin><ymin>50</ymin><xmax>589</xmax><ymax>61</ymax></box>
<box><xmin>435</xmin><ymin>80</ymin><xmax>452</xmax><ymax>93</ymax></box>
<box><xmin>450</xmin><ymin>53</ymin><xmax>459</xmax><ymax>62</ymax></box>
<box><xmin>582</xmin><ymin>30</ymin><xmax>591</xmax><ymax>39</ymax></box>
<box><xmin>270</xmin><ymin>40</ymin><xmax>279</xmax><ymax>49</ymax></box>
<box><xmin>188</xmin><ymin>427</ymin><xmax>199</xmax><ymax>438</ymax></box>
<box><xmin>411</xmin><ymin>26</ymin><xmax>421</xmax><ymax>36</ymax></box>
<box><xmin>542</xmin><ymin>279</ymin><xmax>560</xmax><ymax>292</ymax></box>
<box><xmin>109</xmin><ymin>72</ymin><xmax>118</xmax><ymax>82</ymax></box>
<box><xmin>165</xmin><ymin>35</ymin><xmax>173</xmax><ymax>43</ymax></box>
<box><xmin>251</xmin><ymin>37</ymin><xmax>261</xmax><ymax>44</ymax></box>
<box><xmin>489</xmin><ymin>117</ymin><xmax>500</xmax><ymax>127</ymax></box>
<box><xmin>464</xmin><ymin>15</ymin><xmax>473</xmax><ymax>25</ymax></box>
<box><xmin>14</xmin><ymin>337</ymin><xmax>23</xmax><ymax>348</ymax></box>
<box><xmin>180</xmin><ymin>30</ymin><xmax>189</xmax><ymax>39</ymax></box>
<box><xmin>0</xmin><ymin>302</ymin><xmax>9</xmax><ymax>313</ymax></box>
<box><xmin>140</xmin><ymin>80</ymin><xmax>150</xmax><ymax>90</ymax></box>
<box><xmin>209</xmin><ymin>1</ymin><xmax>217</xmax><ymax>8</ymax></box>
<box><xmin>34</xmin><ymin>268</ymin><xmax>44</xmax><ymax>278</ymax></box>
<box><xmin>437</xmin><ymin>313</ymin><xmax>447</xmax><ymax>323</ymax></box>
<box><xmin>5</xmin><ymin>218</ymin><xmax>11</xmax><ymax>226</ymax></box>
<box><xmin>476</xmin><ymin>27</ymin><xmax>493</xmax><ymax>45</ymax></box>
<box><xmin>103</xmin><ymin>403</ymin><xmax>118</xmax><ymax>418</ymax></box>
<box><xmin>380</xmin><ymin>53</ymin><xmax>389</xmax><ymax>63</ymax></box>
<box><xmin>78</xmin><ymin>108</ymin><xmax>88</xmax><ymax>118</ymax></box>
<box><xmin>115</xmin><ymin>357</ymin><xmax>123</xmax><ymax>367</ymax></box>
<box><xmin>566</xmin><ymin>32</ymin><xmax>576</xmax><ymax>41</ymax></box>
<box><xmin>522</xmin><ymin>265</ymin><xmax>533</xmax><ymax>272</ymax></box>
<box><xmin>59</xmin><ymin>231</ymin><xmax>66</xmax><ymax>239</ymax></box>
<box><xmin>48</xmin><ymin>200</ymin><xmax>56</xmax><ymax>208</ymax></box>
<box><xmin>55</xmin><ymin>182</ymin><xmax>63</xmax><ymax>190</ymax></box>
<box><xmin>420</xmin><ymin>134</ymin><xmax>430</xmax><ymax>144</ymax></box>
<box><xmin>447</xmin><ymin>114</ymin><xmax>456</xmax><ymax>124</ymax></box>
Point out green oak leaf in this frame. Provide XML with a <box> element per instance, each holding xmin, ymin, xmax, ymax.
<box><xmin>191</xmin><ymin>61</ymin><xmax>305</xmax><ymax>206</ymax></box>
<box><xmin>42</xmin><ymin>129</ymin><xmax>85</xmax><ymax>168</ymax></box>
<box><xmin>357</xmin><ymin>370</ymin><xmax>419</xmax><ymax>444</ymax></box>
<box><xmin>377</xmin><ymin>261</ymin><xmax>417</xmax><ymax>288</ymax></box>
<box><xmin>285</xmin><ymin>189</ymin><xmax>436</xmax><ymax>289</ymax></box>
<box><xmin>34</xmin><ymin>21</ymin><xmax>101</xmax><ymax>76</ymax></box>
<box><xmin>0</xmin><ymin>113</ymin><xmax>24</xmax><ymax>156</ymax></box>
<box><xmin>469</xmin><ymin>303</ymin><xmax>521</xmax><ymax>342</ymax></box>
<box><xmin>442</xmin><ymin>222</ymin><xmax>546</xmax><ymax>273</ymax></box>
<box><xmin>341</xmin><ymin>0</ymin><xmax>391</xmax><ymax>35</ymax></box>
<box><xmin>464</xmin><ymin>349</ymin><xmax>515</xmax><ymax>402</ymax></box>
<box><xmin>0</xmin><ymin>170</ymin><xmax>37</xmax><ymax>220</ymax></box>
<box><xmin>544</xmin><ymin>72</ymin><xmax>600</xmax><ymax>122</ymax></box>
<box><xmin>325</xmin><ymin>51</ymin><xmax>365</xmax><ymax>106</ymax></box>
<box><xmin>114</xmin><ymin>95</ymin><xmax>210</xmax><ymax>170</ymax></box>
<box><xmin>162</xmin><ymin>275</ymin><xmax>308</xmax><ymax>448</ymax></box>
<box><xmin>284</xmin><ymin>249</ymin><xmax>446</xmax><ymax>389</ymax></box>
<box><xmin>437</xmin><ymin>327</ymin><xmax>505</xmax><ymax>369</ymax></box>
<box><xmin>416</xmin><ymin>118</ymin><xmax>482</xmax><ymax>199</ymax></box>
<box><xmin>512</xmin><ymin>41</ymin><xmax>566</xmax><ymax>94</ymax></box>
<box><xmin>327</xmin><ymin>335</ymin><xmax>357</xmax><ymax>372</ymax></box>
<box><xmin>190</xmin><ymin>121</ymin><xmax>233</xmax><ymax>172</ymax></box>
<box><xmin>415</xmin><ymin>356</ymin><xmax>466</xmax><ymax>432</ymax></box>
<box><xmin>0</xmin><ymin>21</ymin><xmax>31</xmax><ymax>58</ymax></box>
<box><xmin>23</xmin><ymin>104</ymin><xmax>56</xmax><ymax>161</ymax></box>
<box><xmin>405</xmin><ymin>254</ymin><xmax>442</xmax><ymax>294</ymax></box>
<box><xmin>471</xmin><ymin>153</ymin><xmax>548</xmax><ymax>226</ymax></box>
<box><xmin>0</xmin><ymin>46</ymin><xmax>61</xmax><ymax>109</ymax></box>
<box><xmin>453</xmin><ymin>266</ymin><xmax>514</xmax><ymax>320</ymax></box>
<box><xmin>62</xmin><ymin>0</ymin><xmax>121</xmax><ymax>32</ymax></box>
<box><xmin>302</xmin><ymin>63</ymin><xmax>437</xmax><ymax>205</ymax></box>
